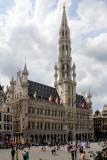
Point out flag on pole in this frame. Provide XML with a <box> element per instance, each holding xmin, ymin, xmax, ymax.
<box><xmin>55</xmin><ymin>97</ymin><xmax>58</xmax><ymax>104</ymax></box>
<box><xmin>60</xmin><ymin>99</ymin><xmax>63</xmax><ymax>104</ymax></box>
<box><xmin>33</xmin><ymin>91</ymin><xmax>36</xmax><ymax>98</ymax></box>
<box><xmin>82</xmin><ymin>103</ymin><xmax>84</xmax><ymax>108</ymax></box>
<box><xmin>49</xmin><ymin>95</ymin><xmax>52</xmax><ymax>102</ymax></box>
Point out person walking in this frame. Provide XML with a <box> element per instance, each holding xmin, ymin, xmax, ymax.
<box><xmin>74</xmin><ymin>148</ymin><xmax>77</xmax><ymax>159</ymax></box>
<box><xmin>79</xmin><ymin>146</ymin><xmax>83</xmax><ymax>155</ymax></box>
<box><xmin>11</xmin><ymin>148</ymin><xmax>15</xmax><ymax>160</ymax></box>
<box><xmin>81</xmin><ymin>150</ymin><xmax>86</xmax><ymax>160</ymax></box>
<box><xmin>22</xmin><ymin>150</ymin><xmax>26</xmax><ymax>160</ymax></box>
<box><xmin>71</xmin><ymin>147</ymin><xmax>75</xmax><ymax>160</ymax></box>
<box><xmin>26</xmin><ymin>150</ymin><xmax>29</xmax><ymax>160</ymax></box>
<box><xmin>16</xmin><ymin>147</ymin><xmax>18</xmax><ymax>160</ymax></box>
<box><xmin>28</xmin><ymin>143</ymin><xmax>30</xmax><ymax>150</ymax></box>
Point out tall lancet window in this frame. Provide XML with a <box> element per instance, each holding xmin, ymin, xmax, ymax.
<box><xmin>66</xmin><ymin>45</ymin><xmax>68</xmax><ymax>56</ymax></box>
<box><xmin>62</xmin><ymin>45</ymin><xmax>64</xmax><ymax>51</ymax></box>
<box><xmin>62</xmin><ymin>45</ymin><xmax>64</xmax><ymax>55</ymax></box>
<box><xmin>62</xmin><ymin>30</ymin><xmax>64</xmax><ymax>36</ymax></box>
<box><xmin>62</xmin><ymin>65</ymin><xmax>64</xmax><ymax>78</ymax></box>
<box><xmin>66</xmin><ymin>30</ymin><xmax>67</xmax><ymax>36</ymax></box>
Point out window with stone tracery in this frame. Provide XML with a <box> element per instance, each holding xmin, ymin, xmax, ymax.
<box><xmin>66</xmin><ymin>30</ymin><xmax>67</xmax><ymax>36</ymax></box>
<box><xmin>62</xmin><ymin>30</ymin><xmax>64</xmax><ymax>36</ymax></box>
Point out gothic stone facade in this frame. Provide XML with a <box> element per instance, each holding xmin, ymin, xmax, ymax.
<box><xmin>0</xmin><ymin>85</ymin><xmax>13</xmax><ymax>143</ymax></box>
<box><xmin>7</xmin><ymin>6</ymin><xmax>93</xmax><ymax>143</ymax></box>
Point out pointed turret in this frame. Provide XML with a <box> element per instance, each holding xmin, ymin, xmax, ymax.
<box><xmin>21</xmin><ymin>63</ymin><xmax>29</xmax><ymax>98</ymax></box>
<box><xmin>11</xmin><ymin>76</ymin><xmax>14</xmax><ymax>82</ymax></box>
<box><xmin>54</xmin><ymin>63</ymin><xmax>58</xmax><ymax>87</ymax></box>
<box><xmin>10</xmin><ymin>76</ymin><xmax>14</xmax><ymax>84</ymax></box>
<box><xmin>24</xmin><ymin>63</ymin><xmax>27</xmax><ymax>72</ymax></box>
<box><xmin>87</xmin><ymin>89</ymin><xmax>92</xmax><ymax>108</ymax></box>
<box><xmin>22</xmin><ymin>63</ymin><xmax>29</xmax><ymax>82</ymax></box>
<box><xmin>73</xmin><ymin>63</ymin><xmax>76</xmax><ymax>83</ymax></box>
<box><xmin>88</xmin><ymin>89</ymin><xmax>91</xmax><ymax>97</ymax></box>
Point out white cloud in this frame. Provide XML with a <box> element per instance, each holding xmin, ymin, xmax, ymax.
<box><xmin>77</xmin><ymin>0</ymin><xmax>107</xmax><ymax>33</ymax></box>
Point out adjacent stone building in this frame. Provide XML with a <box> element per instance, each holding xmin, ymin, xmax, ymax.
<box><xmin>93</xmin><ymin>105</ymin><xmax>107</xmax><ymax>140</ymax></box>
<box><xmin>6</xmin><ymin>5</ymin><xmax>93</xmax><ymax>143</ymax></box>
<box><xmin>0</xmin><ymin>85</ymin><xmax>13</xmax><ymax>143</ymax></box>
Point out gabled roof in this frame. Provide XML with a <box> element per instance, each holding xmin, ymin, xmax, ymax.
<box><xmin>28</xmin><ymin>80</ymin><xmax>87</xmax><ymax>108</ymax></box>
<box><xmin>76</xmin><ymin>94</ymin><xmax>87</xmax><ymax>109</ymax></box>
<box><xmin>28</xmin><ymin>80</ymin><xmax>60</xmax><ymax>103</ymax></box>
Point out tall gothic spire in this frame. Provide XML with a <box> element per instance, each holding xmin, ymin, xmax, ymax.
<box><xmin>59</xmin><ymin>3</ymin><xmax>70</xmax><ymax>39</ymax></box>
<box><xmin>54</xmin><ymin>5</ymin><xmax>76</xmax><ymax>107</ymax></box>
<box><xmin>61</xmin><ymin>4</ymin><xmax>68</xmax><ymax>28</ymax></box>
<box><xmin>58</xmin><ymin>4</ymin><xmax>72</xmax><ymax>80</ymax></box>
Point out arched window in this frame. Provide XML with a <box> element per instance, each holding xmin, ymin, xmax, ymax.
<box><xmin>68</xmin><ymin>97</ymin><xmax>70</xmax><ymax>105</ymax></box>
<box><xmin>62</xmin><ymin>30</ymin><xmax>64</xmax><ymax>36</ymax></box>
<box><xmin>62</xmin><ymin>45</ymin><xmax>64</xmax><ymax>51</ymax></box>
<box><xmin>62</xmin><ymin>65</ymin><xmax>64</xmax><ymax>70</ymax></box>
<box><xmin>62</xmin><ymin>65</ymin><xmax>64</xmax><ymax>78</ymax></box>
<box><xmin>66</xmin><ymin>30</ymin><xmax>67</xmax><ymax>36</ymax></box>
<box><xmin>66</xmin><ymin>45</ymin><xmax>68</xmax><ymax>56</ymax></box>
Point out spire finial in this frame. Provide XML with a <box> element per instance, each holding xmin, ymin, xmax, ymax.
<box><xmin>63</xmin><ymin>2</ymin><xmax>66</xmax><ymax>8</ymax></box>
<box><xmin>24</xmin><ymin>63</ymin><xmax>27</xmax><ymax>71</ymax></box>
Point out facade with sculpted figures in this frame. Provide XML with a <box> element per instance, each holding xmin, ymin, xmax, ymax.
<box><xmin>6</xmin><ymin>5</ymin><xmax>93</xmax><ymax>143</ymax></box>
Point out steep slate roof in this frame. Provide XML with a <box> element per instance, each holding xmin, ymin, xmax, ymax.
<box><xmin>76</xmin><ymin>94</ymin><xmax>87</xmax><ymax>109</ymax></box>
<box><xmin>28</xmin><ymin>80</ymin><xmax>87</xmax><ymax>108</ymax></box>
<box><xmin>28</xmin><ymin>80</ymin><xmax>60</xmax><ymax>103</ymax></box>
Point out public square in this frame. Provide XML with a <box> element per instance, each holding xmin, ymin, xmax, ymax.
<box><xmin>0</xmin><ymin>143</ymin><xmax>103</xmax><ymax>160</ymax></box>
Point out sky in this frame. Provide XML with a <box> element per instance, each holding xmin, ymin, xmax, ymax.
<box><xmin>0</xmin><ymin>0</ymin><xmax>107</xmax><ymax>113</ymax></box>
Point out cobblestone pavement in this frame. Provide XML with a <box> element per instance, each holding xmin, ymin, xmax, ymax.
<box><xmin>0</xmin><ymin>143</ymin><xmax>103</xmax><ymax>160</ymax></box>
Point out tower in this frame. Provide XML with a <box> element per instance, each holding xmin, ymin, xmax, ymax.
<box><xmin>55</xmin><ymin>4</ymin><xmax>76</xmax><ymax>107</ymax></box>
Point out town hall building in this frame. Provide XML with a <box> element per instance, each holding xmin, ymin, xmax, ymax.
<box><xmin>6</xmin><ymin>5</ymin><xmax>93</xmax><ymax>143</ymax></box>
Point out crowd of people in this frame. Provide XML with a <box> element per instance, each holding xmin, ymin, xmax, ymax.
<box><xmin>11</xmin><ymin>143</ymin><xmax>30</xmax><ymax>160</ymax></box>
<box><xmin>65</xmin><ymin>141</ymin><xmax>87</xmax><ymax>160</ymax></box>
<box><xmin>9</xmin><ymin>140</ymin><xmax>107</xmax><ymax>160</ymax></box>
